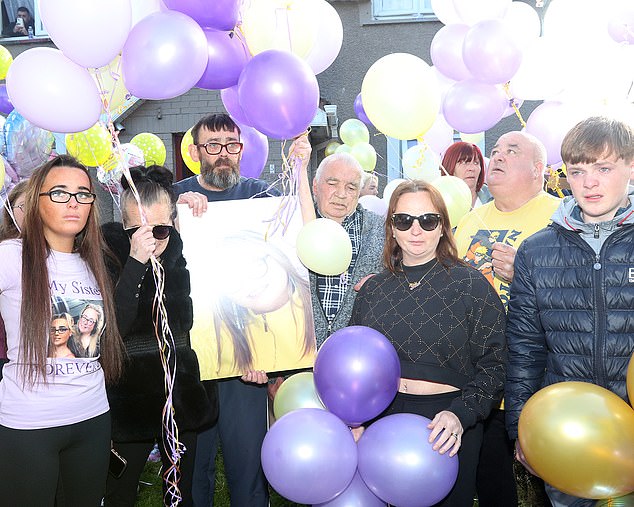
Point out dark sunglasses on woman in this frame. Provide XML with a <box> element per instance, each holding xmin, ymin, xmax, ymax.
<box><xmin>392</xmin><ymin>213</ymin><xmax>442</xmax><ymax>232</ymax></box>
<box><xmin>125</xmin><ymin>225</ymin><xmax>173</xmax><ymax>240</ymax></box>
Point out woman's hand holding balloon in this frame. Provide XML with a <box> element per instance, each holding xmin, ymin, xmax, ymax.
<box><xmin>427</xmin><ymin>410</ymin><xmax>463</xmax><ymax>457</ymax></box>
<box><xmin>129</xmin><ymin>226</ymin><xmax>156</xmax><ymax>264</ymax></box>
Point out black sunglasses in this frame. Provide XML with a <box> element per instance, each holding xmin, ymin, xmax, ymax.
<box><xmin>125</xmin><ymin>225</ymin><xmax>173</xmax><ymax>240</ymax></box>
<box><xmin>392</xmin><ymin>213</ymin><xmax>442</xmax><ymax>232</ymax></box>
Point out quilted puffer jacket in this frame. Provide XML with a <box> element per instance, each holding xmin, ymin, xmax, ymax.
<box><xmin>505</xmin><ymin>190</ymin><xmax>634</xmax><ymax>439</ymax></box>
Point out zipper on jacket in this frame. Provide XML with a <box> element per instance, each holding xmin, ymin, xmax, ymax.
<box><xmin>593</xmin><ymin>223</ymin><xmax>600</xmax><ymax>239</ymax></box>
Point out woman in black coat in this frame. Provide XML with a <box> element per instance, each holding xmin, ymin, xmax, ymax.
<box><xmin>103</xmin><ymin>165</ymin><xmax>217</xmax><ymax>507</ymax></box>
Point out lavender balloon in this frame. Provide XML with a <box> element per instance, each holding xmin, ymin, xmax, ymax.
<box><xmin>238</xmin><ymin>50</ymin><xmax>319</xmax><ymax>140</ymax></box>
<box><xmin>163</xmin><ymin>0</ymin><xmax>240</xmax><ymax>30</ymax></box>
<box><xmin>221</xmin><ymin>86</ymin><xmax>252</xmax><ymax>127</ymax></box>
<box><xmin>354</xmin><ymin>93</ymin><xmax>374</xmax><ymax>127</ymax></box>
<box><xmin>358</xmin><ymin>413</ymin><xmax>459</xmax><ymax>507</ymax></box>
<box><xmin>430</xmin><ymin>24</ymin><xmax>472</xmax><ymax>82</ymax></box>
<box><xmin>314</xmin><ymin>326</ymin><xmax>400</xmax><ymax>427</ymax></box>
<box><xmin>314</xmin><ymin>472</ymin><xmax>386</xmax><ymax>507</ymax></box>
<box><xmin>236</xmin><ymin>123</ymin><xmax>269</xmax><ymax>179</ymax></box>
<box><xmin>0</xmin><ymin>84</ymin><xmax>13</xmax><ymax>115</ymax></box>
<box><xmin>122</xmin><ymin>11</ymin><xmax>207</xmax><ymax>100</ymax></box>
<box><xmin>261</xmin><ymin>408</ymin><xmax>357</xmax><ymax>505</ymax></box>
<box><xmin>463</xmin><ymin>19</ymin><xmax>522</xmax><ymax>84</ymax></box>
<box><xmin>197</xmin><ymin>28</ymin><xmax>249</xmax><ymax>91</ymax></box>
<box><xmin>442</xmin><ymin>79</ymin><xmax>506</xmax><ymax>134</ymax></box>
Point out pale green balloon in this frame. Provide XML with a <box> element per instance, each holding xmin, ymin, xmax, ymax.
<box><xmin>325</xmin><ymin>141</ymin><xmax>341</xmax><ymax>157</ymax></box>
<box><xmin>350</xmin><ymin>142</ymin><xmax>377</xmax><ymax>172</ymax></box>
<box><xmin>296</xmin><ymin>218</ymin><xmax>352</xmax><ymax>276</ymax></box>
<box><xmin>273</xmin><ymin>372</ymin><xmax>325</xmax><ymax>420</ymax></box>
<box><xmin>339</xmin><ymin>118</ymin><xmax>370</xmax><ymax>146</ymax></box>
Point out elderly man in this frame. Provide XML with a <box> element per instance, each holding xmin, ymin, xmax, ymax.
<box><xmin>505</xmin><ymin>117</ymin><xmax>634</xmax><ymax>507</ymax></box>
<box><xmin>309</xmin><ymin>153</ymin><xmax>384</xmax><ymax>347</ymax></box>
<box><xmin>454</xmin><ymin>131</ymin><xmax>560</xmax><ymax>507</ymax></box>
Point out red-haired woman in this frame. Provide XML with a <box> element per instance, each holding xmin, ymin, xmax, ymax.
<box><xmin>441</xmin><ymin>142</ymin><xmax>492</xmax><ymax>208</ymax></box>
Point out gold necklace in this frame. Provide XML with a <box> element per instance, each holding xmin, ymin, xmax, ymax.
<box><xmin>402</xmin><ymin>261</ymin><xmax>436</xmax><ymax>290</ymax></box>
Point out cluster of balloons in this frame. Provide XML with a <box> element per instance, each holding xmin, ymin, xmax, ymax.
<box><xmin>518</xmin><ymin>381</ymin><xmax>634</xmax><ymax>500</ymax></box>
<box><xmin>263</xmin><ymin>326</ymin><xmax>459</xmax><ymax>506</ymax></box>
<box><xmin>327</xmin><ymin>119</ymin><xmax>377</xmax><ymax>172</ymax></box>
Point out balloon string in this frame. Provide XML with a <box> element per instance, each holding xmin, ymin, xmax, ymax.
<box><xmin>503</xmin><ymin>82</ymin><xmax>526</xmax><ymax>128</ymax></box>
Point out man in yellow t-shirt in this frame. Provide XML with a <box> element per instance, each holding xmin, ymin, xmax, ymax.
<box><xmin>454</xmin><ymin>131</ymin><xmax>560</xmax><ymax>507</ymax></box>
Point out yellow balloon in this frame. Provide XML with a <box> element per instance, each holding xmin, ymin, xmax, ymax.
<box><xmin>181</xmin><ymin>128</ymin><xmax>200</xmax><ymax>175</ymax></box>
<box><xmin>460</xmin><ymin>132</ymin><xmax>484</xmax><ymax>145</ymax></box>
<box><xmin>273</xmin><ymin>372</ymin><xmax>325</xmax><ymax>420</ymax></box>
<box><xmin>241</xmin><ymin>0</ymin><xmax>317</xmax><ymax>58</ymax></box>
<box><xmin>335</xmin><ymin>144</ymin><xmax>352</xmax><ymax>155</ymax></box>
<box><xmin>0</xmin><ymin>45</ymin><xmax>12</xmax><ymax>80</ymax></box>
<box><xmin>296</xmin><ymin>218</ymin><xmax>352</xmax><ymax>276</ymax></box>
<box><xmin>627</xmin><ymin>354</ymin><xmax>634</xmax><ymax>407</ymax></box>
<box><xmin>91</xmin><ymin>55</ymin><xmax>132</xmax><ymax>114</ymax></box>
<box><xmin>324</xmin><ymin>141</ymin><xmax>340</xmax><ymax>157</ymax></box>
<box><xmin>350</xmin><ymin>142</ymin><xmax>376</xmax><ymax>172</ymax></box>
<box><xmin>361</xmin><ymin>53</ymin><xmax>440</xmax><ymax>140</ymax></box>
<box><xmin>339</xmin><ymin>119</ymin><xmax>369</xmax><ymax>146</ymax></box>
<box><xmin>431</xmin><ymin>175</ymin><xmax>472</xmax><ymax>228</ymax></box>
<box><xmin>0</xmin><ymin>157</ymin><xmax>5</xmax><ymax>185</ymax></box>
<box><xmin>65</xmin><ymin>123</ymin><xmax>113</xmax><ymax>167</ymax></box>
<box><xmin>518</xmin><ymin>382</ymin><xmax>634</xmax><ymax>499</ymax></box>
<box><xmin>130</xmin><ymin>132</ymin><xmax>166</xmax><ymax>166</ymax></box>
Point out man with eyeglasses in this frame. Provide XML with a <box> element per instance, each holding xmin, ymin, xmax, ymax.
<box><xmin>173</xmin><ymin>113</ymin><xmax>286</xmax><ymax>507</ymax></box>
<box><xmin>453</xmin><ymin>131</ymin><xmax>560</xmax><ymax>507</ymax></box>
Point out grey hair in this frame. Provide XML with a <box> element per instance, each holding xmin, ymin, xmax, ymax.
<box><xmin>314</xmin><ymin>153</ymin><xmax>364</xmax><ymax>183</ymax></box>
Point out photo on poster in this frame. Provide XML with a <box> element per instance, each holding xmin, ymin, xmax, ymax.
<box><xmin>49</xmin><ymin>297</ymin><xmax>104</xmax><ymax>359</ymax></box>
<box><xmin>179</xmin><ymin>196</ymin><xmax>316</xmax><ymax>380</ymax></box>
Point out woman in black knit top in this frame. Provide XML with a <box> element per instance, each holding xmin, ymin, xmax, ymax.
<box><xmin>350</xmin><ymin>180</ymin><xmax>506</xmax><ymax>507</ymax></box>
<box><xmin>102</xmin><ymin>165</ymin><xmax>216</xmax><ymax>506</ymax></box>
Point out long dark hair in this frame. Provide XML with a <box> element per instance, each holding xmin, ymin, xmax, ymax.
<box><xmin>212</xmin><ymin>232</ymin><xmax>315</xmax><ymax>374</ymax></box>
<box><xmin>383</xmin><ymin>180</ymin><xmax>461</xmax><ymax>273</ymax></box>
<box><xmin>0</xmin><ymin>180</ymin><xmax>28</xmax><ymax>241</ymax></box>
<box><xmin>20</xmin><ymin>155</ymin><xmax>124</xmax><ymax>385</ymax></box>
<box><xmin>441</xmin><ymin>142</ymin><xmax>485</xmax><ymax>192</ymax></box>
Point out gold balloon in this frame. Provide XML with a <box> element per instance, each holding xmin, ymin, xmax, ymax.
<box><xmin>181</xmin><ymin>128</ymin><xmax>200</xmax><ymax>175</ymax></box>
<box><xmin>324</xmin><ymin>141</ymin><xmax>340</xmax><ymax>157</ymax></box>
<box><xmin>361</xmin><ymin>53</ymin><xmax>440</xmax><ymax>140</ymax></box>
<box><xmin>430</xmin><ymin>175</ymin><xmax>472</xmax><ymax>228</ymax></box>
<box><xmin>627</xmin><ymin>354</ymin><xmax>634</xmax><ymax>407</ymax></box>
<box><xmin>273</xmin><ymin>372</ymin><xmax>325</xmax><ymax>420</ymax></box>
<box><xmin>518</xmin><ymin>382</ymin><xmax>634</xmax><ymax>499</ymax></box>
<box><xmin>296</xmin><ymin>218</ymin><xmax>352</xmax><ymax>276</ymax></box>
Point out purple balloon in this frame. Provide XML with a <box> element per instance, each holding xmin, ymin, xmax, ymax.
<box><xmin>0</xmin><ymin>85</ymin><xmax>13</xmax><ymax>115</ymax></box>
<box><xmin>314</xmin><ymin>326</ymin><xmax>400</xmax><ymax>427</ymax></box>
<box><xmin>221</xmin><ymin>85</ymin><xmax>252</xmax><ymax>126</ymax></box>
<box><xmin>430</xmin><ymin>24</ymin><xmax>472</xmax><ymax>82</ymax></box>
<box><xmin>358</xmin><ymin>414</ymin><xmax>459</xmax><ymax>507</ymax></box>
<box><xmin>314</xmin><ymin>472</ymin><xmax>386</xmax><ymax>507</ymax></box>
<box><xmin>196</xmin><ymin>28</ymin><xmax>250</xmax><ymax>90</ymax></box>
<box><xmin>463</xmin><ymin>20</ymin><xmax>523</xmax><ymax>85</ymax></box>
<box><xmin>163</xmin><ymin>0</ymin><xmax>240</xmax><ymax>30</ymax></box>
<box><xmin>442</xmin><ymin>79</ymin><xmax>506</xmax><ymax>134</ymax></box>
<box><xmin>261</xmin><ymin>408</ymin><xmax>358</xmax><ymax>505</ymax></box>
<box><xmin>237</xmin><ymin>123</ymin><xmax>268</xmax><ymax>179</ymax></box>
<box><xmin>122</xmin><ymin>11</ymin><xmax>208</xmax><ymax>100</ymax></box>
<box><xmin>608</xmin><ymin>6</ymin><xmax>634</xmax><ymax>44</ymax></box>
<box><xmin>238</xmin><ymin>50</ymin><xmax>320</xmax><ymax>140</ymax></box>
<box><xmin>354</xmin><ymin>93</ymin><xmax>373</xmax><ymax>127</ymax></box>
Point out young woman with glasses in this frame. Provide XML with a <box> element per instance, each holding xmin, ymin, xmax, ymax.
<box><xmin>49</xmin><ymin>313</ymin><xmax>77</xmax><ymax>359</ymax></box>
<box><xmin>349</xmin><ymin>180</ymin><xmax>507</xmax><ymax>507</ymax></box>
<box><xmin>71</xmin><ymin>302</ymin><xmax>105</xmax><ymax>358</ymax></box>
<box><xmin>0</xmin><ymin>155</ymin><xmax>124</xmax><ymax>505</ymax></box>
<box><xmin>101</xmin><ymin>165</ymin><xmax>214</xmax><ymax>507</ymax></box>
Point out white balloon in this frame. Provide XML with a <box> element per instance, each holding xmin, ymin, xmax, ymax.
<box><xmin>40</xmin><ymin>0</ymin><xmax>132</xmax><ymax>68</ymax></box>
<box><xmin>502</xmin><ymin>2</ymin><xmax>541</xmax><ymax>49</ymax></box>
<box><xmin>131</xmin><ymin>0</ymin><xmax>164</xmax><ymax>28</ymax></box>
<box><xmin>423</xmin><ymin>113</ymin><xmax>454</xmax><ymax>155</ymax></box>
<box><xmin>359</xmin><ymin>195</ymin><xmax>388</xmax><ymax>217</ymax></box>
<box><xmin>431</xmin><ymin>0</ymin><xmax>462</xmax><ymax>25</ymax></box>
<box><xmin>402</xmin><ymin>144</ymin><xmax>441</xmax><ymax>182</ymax></box>
<box><xmin>453</xmin><ymin>0</ymin><xmax>512</xmax><ymax>25</ymax></box>
<box><xmin>304</xmin><ymin>0</ymin><xmax>343</xmax><ymax>75</ymax></box>
<box><xmin>383</xmin><ymin>178</ymin><xmax>407</xmax><ymax>205</ymax></box>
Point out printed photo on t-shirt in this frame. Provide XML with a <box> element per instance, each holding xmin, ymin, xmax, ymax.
<box><xmin>49</xmin><ymin>298</ymin><xmax>104</xmax><ymax>358</ymax></box>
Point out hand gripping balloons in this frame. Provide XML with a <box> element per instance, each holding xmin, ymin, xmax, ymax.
<box><xmin>357</xmin><ymin>413</ymin><xmax>459</xmax><ymax>507</ymax></box>
<box><xmin>296</xmin><ymin>218</ymin><xmax>353</xmax><ymax>275</ymax></box>
<box><xmin>261</xmin><ymin>408</ymin><xmax>357</xmax><ymax>505</ymax></box>
<box><xmin>273</xmin><ymin>372</ymin><xmax>325</xmax><ymax>420</ymax></box>
<box><xmin>518</xmin><ymin>382</ymin><xmax>634</xmax><ymax>499</ymax></box>
<box><xmin>313</xmin><ymin>325</ymin><xmax>400</xmax><ymax>427</ymax></box>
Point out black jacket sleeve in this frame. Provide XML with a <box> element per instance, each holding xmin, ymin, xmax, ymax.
<box><xmin>113</xmin><ymin>257</ymin><xmax>149</xmax><ymax>338</ymax></box>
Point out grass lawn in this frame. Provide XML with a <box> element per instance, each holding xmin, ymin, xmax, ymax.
<box><xmin>133</xmin><ymin>452</ymin><xmax>549</xmax><ymax>506</ymax></box>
